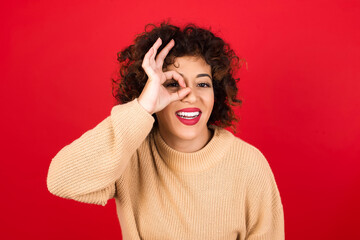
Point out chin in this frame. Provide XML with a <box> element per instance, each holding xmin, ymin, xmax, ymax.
<box><xmin>157</xmin><ymin>112</ymin><xmax>210</xmax><ymax>142</ymax></box>
<box><xmin>174</xmin><ymin>127</ymin><xmax>200</xmax><ymax>140</ymax></box>
<box><xmin>174</xmin><ymin>120</ymin><xmax>209</xmax><ymax>139</ymax></box>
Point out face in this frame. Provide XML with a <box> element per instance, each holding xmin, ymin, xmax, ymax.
<box><xmin>155</xmin><ymin>56</ymin><xmax>214</xmax><ymax>143</ymax></box>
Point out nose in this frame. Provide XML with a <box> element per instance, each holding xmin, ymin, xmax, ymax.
<box><xmin>181</xmin><ymin>86</ymin><xmax>197</xmax><ymax>104</ymax></box>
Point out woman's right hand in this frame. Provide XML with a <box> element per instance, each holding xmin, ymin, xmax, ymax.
<box><xmin>138</xmin><ymin>38</ymin><xmax>191</xmax><ymax>115</ymax></box>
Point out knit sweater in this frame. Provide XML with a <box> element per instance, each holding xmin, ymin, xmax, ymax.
<box><xmin>47</xmin><ymin>98</ymin><xmax>284</xmax><ymax>240</ymax></box>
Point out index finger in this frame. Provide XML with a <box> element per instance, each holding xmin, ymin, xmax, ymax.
<box><xmin>155</xmin><ymin>39</ymin><xmax>175</xmax><ymax>68</ymax></box>
<box><xmin>142</xmin><ymin>38</ymin><xmax>162</xmax><ymax>68</ymax></box>
<box><xmin>164</xmin><ymin>70</ymin><xmax>186</xmax><ymax>88</ymax></box>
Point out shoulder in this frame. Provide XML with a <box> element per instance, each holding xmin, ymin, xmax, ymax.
<box><xmin>218</xmin><ymin>129</ymin><xmax>277</xmax><ymax>186</ymax></box>
<box><xmin>232</xmin><ymin>134</ymin><xmax>264</xmax><ymax>157</ymax></box>
<box><xmin>216</xmin><ymin>128</ymin><xmax>268</xmax><ymax>167</ymax></box>
<box><xmin>230</xmin><ymin>137</ymin><xmax>281</xmax><ymax>205</ymax></box>
<box><xmin>212</xmin><ymin>127</ymin><xmax>283</xmax><ymax>208</ymax></box>
<box><xmin>233</xmin><ymin>136</ymin><xmax>270</xmax><ymax>170</ymax></box>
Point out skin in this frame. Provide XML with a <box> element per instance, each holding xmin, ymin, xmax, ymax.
<box><xmin>138</xmin><ymin>38</ymin><xmax>215</xmax><ymax>152</ymax></box>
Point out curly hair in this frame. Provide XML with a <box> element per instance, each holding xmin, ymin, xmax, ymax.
<box><xmin>112</xmin><ymin>22</ymin><xmax>244</xmax><ymax>130</ymax></box>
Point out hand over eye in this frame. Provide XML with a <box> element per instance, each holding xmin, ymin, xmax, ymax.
<box><xmin>138</xmin><ymin>38</ymin><xmax>191</xmax><ymax>114</ymax></box>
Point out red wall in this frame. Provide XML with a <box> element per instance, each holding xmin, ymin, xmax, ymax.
<box><xmin>2</xmin><ymin>0</ymin><xmax>359</xmax><ymax>239</ymax></box>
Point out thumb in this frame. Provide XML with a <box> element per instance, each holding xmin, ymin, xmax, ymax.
<box><xmin>169</xmin><ymin>87</ymin><xmax>191</xmax><ymax>102</ymax></box>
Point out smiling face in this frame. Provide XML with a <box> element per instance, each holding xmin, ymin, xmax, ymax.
<box><xmin>155</xmin><ymin>56</ymin><xmax>214</xmax><ymax>150</ymax></box>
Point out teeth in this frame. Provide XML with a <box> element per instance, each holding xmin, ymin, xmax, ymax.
<box><xmin>176</xmin><ymin>111</ymin><xmax>200</xmax><ymax>119</ymax></box>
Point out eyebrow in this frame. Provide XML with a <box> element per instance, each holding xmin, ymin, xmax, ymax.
<box><xmin>179</xmin><ymin>73</ymin><xmax>212</xmax><ymax>80</ymax></box>
<box><xmin>197</xmin><ymin>73</ymin><xmax>212</xmax><ymax>80</ymax></box>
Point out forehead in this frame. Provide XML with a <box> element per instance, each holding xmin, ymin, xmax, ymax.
<box><xmin>166</xmin><ymin>56</ymin><xmax>211</xmax><ymax>75</ymax></box>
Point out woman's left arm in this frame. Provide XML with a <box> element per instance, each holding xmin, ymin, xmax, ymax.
<box><xmin>245</xmin><ymin>148</ymin><xmax>285</xmax><ymax>240</ymax></box>
<box><xmin>246</xmin><ymin>204</ymin><xmax>284</xmax><ymax>239</ymax></box>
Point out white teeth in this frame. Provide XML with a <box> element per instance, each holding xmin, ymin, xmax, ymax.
<box><xmin>176</xmin><ymin>111</ymin><xmax>200</xmax><ymax>119</ymax></box>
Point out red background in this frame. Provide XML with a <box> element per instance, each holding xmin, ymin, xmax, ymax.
<box><xmin>1</xmin><ymin>0</ymin><xmax>359</xmax><ymax>239</ymax></box>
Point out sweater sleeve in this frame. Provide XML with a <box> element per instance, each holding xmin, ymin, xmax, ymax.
<box><xmin>46</xmin><ymin>99</ymin><xmax>154</xmax><ymax>206</ymax></box>
<box><xmin>245</xmin><ymin>148</ymin><xmax>285</xmax><ymax>240</ymax></box>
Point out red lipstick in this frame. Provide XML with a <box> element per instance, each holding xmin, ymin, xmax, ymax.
<box><xmin>175</xmin><ymin>108</ymin><xmax>202</xmax><ymax>126</ymax></box>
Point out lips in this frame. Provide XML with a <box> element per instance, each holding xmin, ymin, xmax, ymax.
<box><xmin>175</xmin><ymin>108</ymin><xmax>202</xmax><ymax>126</ymax></box>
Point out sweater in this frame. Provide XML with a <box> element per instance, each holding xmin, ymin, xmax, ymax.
<box><xmin>47</xmin><ymin>98</ymin><xmax>284</xmax><ymax>240</ymax></box>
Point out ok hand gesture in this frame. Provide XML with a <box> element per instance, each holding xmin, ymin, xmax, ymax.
<box><xmin>138</xmin><ymin>38</ymin><xmax>191</xmax><ymax>115</ymax></box>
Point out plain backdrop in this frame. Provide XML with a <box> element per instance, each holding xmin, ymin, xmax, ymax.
<box><xmin>1</xmin><ymin>0</ymin><xmax>359</xmax><ymax>239</ymax></box>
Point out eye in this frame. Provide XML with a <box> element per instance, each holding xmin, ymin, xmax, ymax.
<box><xmin>198</xmin><ymin>82</ymin><xmax>211</xmax><ymax>88</ymax></box>
<box><xmin>165</xmin><ymin>81</ymin><xmax>180</xmax><ymax>88</ymax></box>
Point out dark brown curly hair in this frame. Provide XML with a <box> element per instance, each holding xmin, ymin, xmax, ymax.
<box><xmin>112</xmin><ymin>22</ymin><xmax>244</xmax><ymax>130</ymax></box>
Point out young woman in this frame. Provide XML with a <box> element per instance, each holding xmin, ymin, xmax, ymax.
<box><xmin>47</xmin><ymin>23</ymin><xmax>284</xmax><ymax>239</ymax></box>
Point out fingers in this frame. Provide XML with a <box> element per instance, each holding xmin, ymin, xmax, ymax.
<box><xmin>164</xmin><ymin>70</ymin><xmax>191</xmax><ymax>102</ymax></box>
<box><xmin>142</xmin><ymin>38</ymin><xmax>176</xmax><ymax>84</ymax></box>
<box><xmin>142</xmin><ymin>47</ymin><xmax>153</xmax><ymax>68</ymax></box>
<box><xmin>156</xmin><ymin>39</ymin><xmax>174</xmax><ymax>68</ymax></box>
<box><xmin>169</xmin><ymin>88</ymin><xmax>191</xmax><ymax>102</ymax></box>
<box><xmin>163</xmin><ymin>71</ymin><xmax>186</xmax><ymax>87</ymax></box>
<box><xmin>151</xmin><ymin>38</ymin><xmax>162</xmax><ymax>63</ymax></box>
<box><xmin>142</xmin><ymin>38</ymin><xmax>162</xmax><ymax>72</ymax></box>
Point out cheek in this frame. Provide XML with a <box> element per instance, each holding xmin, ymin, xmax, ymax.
<box><xmin>205</xmin><ymin>93</ymin><xmax>215</xmax><ymax>111</ymax></box>
<box><xmin>156</xmin><ymin>105</ymin><xmax>175</xmax><ymax>122</ymax></box>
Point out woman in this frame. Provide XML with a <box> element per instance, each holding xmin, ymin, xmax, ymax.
<box><xmin>47</xmin><ymin>23</ymin><xmax>284</xmax><ymax>239</ymax></box>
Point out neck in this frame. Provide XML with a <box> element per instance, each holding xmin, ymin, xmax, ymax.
<box><xmin>158</xmin><ymin>127</ymin><xmax>214</xmax><ymax>153</ymax></box>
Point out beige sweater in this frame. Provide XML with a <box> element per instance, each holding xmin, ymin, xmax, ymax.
<box><xmin>47</xmin><ymin>99</ymin><xmax>284</xmax><ymax>240</ymax></box>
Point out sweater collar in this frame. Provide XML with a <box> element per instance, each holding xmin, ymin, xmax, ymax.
<box><xmin>152</xmin><ymin>125</ymin><xmax>234</xmax><ymax>173</ymax></box>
